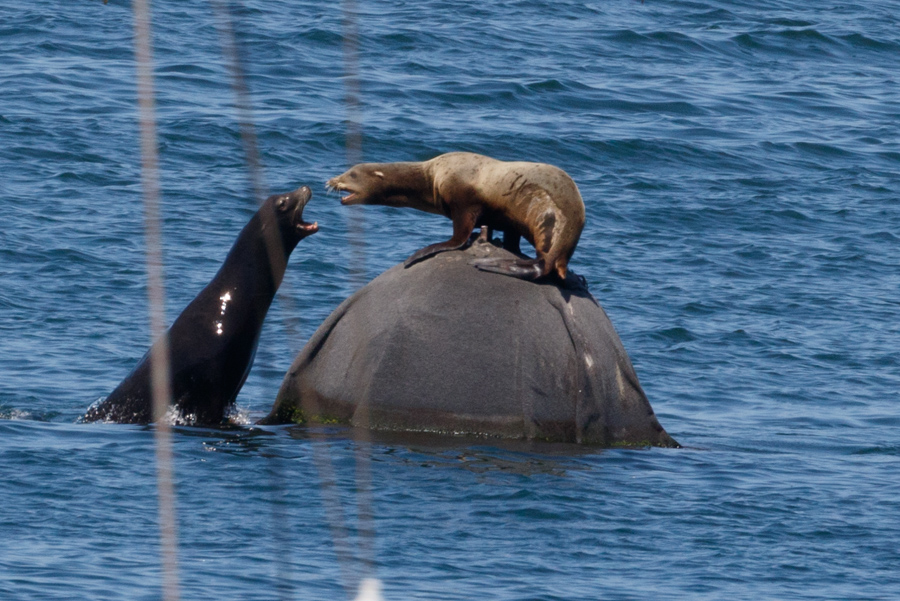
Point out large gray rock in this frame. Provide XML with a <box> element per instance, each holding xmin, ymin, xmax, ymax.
<box><xmin>261</xmin><ymin>240</ymin><xmax>677</xmax><ymax>447</ymax></box>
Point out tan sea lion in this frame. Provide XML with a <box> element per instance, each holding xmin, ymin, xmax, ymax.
<box><xmin>327</xmin><ymin>152</ymin><xmax>586</xmax><ymax>280</ymax></box>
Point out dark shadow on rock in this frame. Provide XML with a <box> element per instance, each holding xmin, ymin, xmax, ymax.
<box><xmin>260</xmin><ymin>241</ymin><xmax>678</xmax><ymax>448</ymax></box>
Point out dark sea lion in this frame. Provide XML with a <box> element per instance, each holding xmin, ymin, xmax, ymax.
<box><xmin>327</xmin><ymin>152</ymin><xmax>586</xmax><ymax>280</ymax></box>
<box><xmin>83</xmin><ymin>186</ymin><xmax>319</xmax><ymax>425</ymax></box>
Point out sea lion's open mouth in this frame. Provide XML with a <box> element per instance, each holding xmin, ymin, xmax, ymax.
<box><xmin>290</xmin><ymin>186</ymin><xmax>319</xmax><ymax>234</ymax></box>
<box><xmin>295</xmin><ymin>218</ymin><xmax>319</xmax><ymax>234</ymax></box>
<box><xmin>326</xmin><ymin>177</ymin><xmax>359</xmax><ymax>205</ymax></box>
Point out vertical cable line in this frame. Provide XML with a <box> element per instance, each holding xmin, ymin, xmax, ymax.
<box><xmin>208</xmin><ymin>3</ymin><xmax>298</xmax><ymax>598</ymax></box>
<box><xmin>342</xmin><ymin>0</ymin><xmax>379</xmax><ymax>591</ymax></box>
<box><xmin>342</xmin><ymin>0</ymin><xmax>367</xmax><ymax>290</ymax></box>
<box><xmin>210</xmin><ymin>2</ymin><xmax>377</xmax><ymax>599</ymax></box>
<box><xmin>343</xmin><ymin>0</ymin><xmax>362</xmax><ymax>168</ymax></box>
<box><xmin>209</xmin><ymin>0</ymin><xmax>266</xmax><ymax>205</ymax></box>
<box><xmin>135</xmin><ymin>1</ymin><xmax>380</xmax><ymax>597</ymax></box>
<box><xmin>210</xmin><ymin>0</ymin><xmax>293</xmax><ymax>284</ymax></box>
<box><xmin>132</xmin><ymin>1</ymin><xmax>180</xmax><ymax>600</ymax></box>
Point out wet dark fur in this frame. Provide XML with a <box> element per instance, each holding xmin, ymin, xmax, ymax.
<box><xmin>83</xmin><ymin>187</ymin><xmax>318</xmax><ymax>425</ymax></box>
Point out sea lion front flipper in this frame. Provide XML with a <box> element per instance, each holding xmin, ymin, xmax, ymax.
<box><xmin>470</xmin><ymin>257</ymin><xmax>547</xmax><ymax>280</ymax></box>
<box><xmin>404</xmin><ymin>206</ymin><xmax>479</xmax><ymax>267</ymax></box>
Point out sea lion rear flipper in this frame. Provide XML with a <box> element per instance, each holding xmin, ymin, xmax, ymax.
<box><xmin>470</xmin><ymin>257</ymin><xmax>546</xmax><ymax>280</ymax></box>
<box><xmin>404</xmin><ymin>238</ymin><xmax>472</xmax><ymax>267</ymax></box>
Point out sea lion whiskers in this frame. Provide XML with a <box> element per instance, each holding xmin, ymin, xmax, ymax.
<box><xmin>326</xmin><ymin>176</ymin><xmax>360</xmax><ymax>205</ymax></box>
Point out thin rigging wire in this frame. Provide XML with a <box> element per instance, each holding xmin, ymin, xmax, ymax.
<box><xmin>210</xmin><ymin>1</ymin><xmax>379</xmax><ymax>598</ymax></box>
<box><xmin>343</xmin><ymin>0</ymin><xmax>367</xmax><ymax>292</ymax></box>
<box><xmin>131</xmin><ymin>0</ymin><xmax>180</xmax><ymax>599</ymax></box>
<box><xmin>208</xmin><ymin>0</ymin><xmax>267</xmax><ymax>205</ymax></box>
<box><xmin>342</xmin><ymin>0</ymin><xmax>378</xmax><ymax>582</ymax></box>
<box><xmin>133</xmin><ymin>0</ymin><xmax>379</xmax><ymax>597</ymax></box>
<box><xmin>343</xmin><ymin>0</ymin><xmax>362</xmax><ymax>168</ymax></box>
<box><xmin>210</xmin><ymin>0</ymin><xmax>293</xmax><ymax>296</ymax></box>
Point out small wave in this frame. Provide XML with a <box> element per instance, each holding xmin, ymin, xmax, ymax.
<box><xmin>681</xmin><ymin>301</ymin><xmax>720</xmax><ymax>316</ymax></box>
<box><xmin>764</xmin><ymin>18</ymin><xmax>814</xmax><ymax>28</ymax></box>
<box><xmin>852</xmin><ymin>445</ymin><xmax>900</xmax><ymax>456</ymax></box>
<box><xmin>39</xmin><ymin>247</ymin><xmax>107</xmax><ymax>269</ymax></box>
<box><xmin>645</xmin><ymin>31</ymin><xmax>707</xmax><ymax>52</ymax></box>
<box><xmin>623</xmin><ymin>180</ymin><xmax>677</xmax><ymax>191</ymax></box>
<box><xmin>524</xmin><ymin>79</ymin><xmax>586</xmax><ymax>93</ymax></box>
<box><xmin>607</xmin><ymin>29</ymin><xmax>646</xmax><ymax>44</ymax></box>
<box><xmin>793</xmin><ymin>141</ymin><xmax>853</xmax><ymax>158</ymax></box>
<box><xmin>695</xmin><ymin>8</ymin><xmax>738</xmax><ymax>24</ymax></box>
<box><xmin>376</xmin><ymin>32</ymin><xmax>422</xmax><ymax>50</ymax></box>
<box><xmin>731</xmin><ymin>29</ymin><xmax>838</xmax><ymax>57</ymax></box>
<box><xmin>863</xmin><ymin>231</ymin><xmax>900</xmax><ymax>243</ymax></box>
<box><xmin>156</xmin><ymin>63</ymin><xmax>219</xmax><ymax>76</ymax></box>
<box><xmin>810</xmin><ymin>352</ymin><xmax>852</xmax><ymax>365</ymax></box>
<box><xmin>653</xmin><ymin>327</ymin><xmax>695</xmax><ymax>343</ymax></box>
<box><xmin>732</xmin><ymin>32</ymin><xmax>763</xmax><ymax>50</ymax></box>
<box><xmin>601</xmin><ymin>98</ymin><xmax>708</xmax><ymax>117</ymax></box>
<box><xmin>839</xmin><ymin>33</ymin><xmax>900</xmax><ymax>52</ymax></box>
<box><xmin>298</xmin><ymin>27</ymin><xmax>342</xmax><ymax>46</ymax></box>
<box><xmin>721</xmin><ymin>329</ymin><xmax>758</xmax><ymax>344</ymax></box>
<box><xmin>581</xmin><ymin>138</ymin><xmax>737</xmax><ymax>170</ymax></box>
<box><xmin>769</xmin><ymin>209</ymin><xmax>810</xmax><ymax>221</ymax></box>
<box><xmin>735</xmin><ymin>247</ymin><xmax>772</xmax><ymax>261</ymax></box>
<box><xmin>778</xmin><ymin>28</ymin><xmax>834</xmax><ymax>44</ymax></box>
<box><xmin>605</xmin><ymin>28</ymin><xmax>715</xmax><ymax>58</ymax></box>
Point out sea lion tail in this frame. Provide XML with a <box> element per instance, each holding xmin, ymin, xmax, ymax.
<box><xmin>471</xmin><ymin>257</ymin><xmax>546</xmax><ymax>280</ymax></box>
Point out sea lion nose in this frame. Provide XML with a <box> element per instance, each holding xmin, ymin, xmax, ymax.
<box><xmin>292</xmin><ymin>185</ymin><xmax>312</xmax><ymax>204</ymax></box>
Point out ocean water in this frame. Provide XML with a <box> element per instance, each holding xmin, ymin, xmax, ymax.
<box><xmin>2</xmin><ymin>1</ymin><xmax>899</xmax><ymax>599</ymax></box>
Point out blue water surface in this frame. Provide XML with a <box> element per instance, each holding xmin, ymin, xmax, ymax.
<box><xmin>1</xmin><ymin>1</ymin><xmax>898</xmax><ymax>599</ymax></box>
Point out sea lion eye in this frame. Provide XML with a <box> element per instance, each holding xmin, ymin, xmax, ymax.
<box><xmin>276</xmin><ymin>197</ymin><xmax>287</xmax><ymax>211</ymax></box>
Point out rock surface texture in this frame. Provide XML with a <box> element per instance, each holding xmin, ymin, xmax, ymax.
<box><xmin>262</xmin><ymin>241</ymin><xmax>677</xmax><ymax>447</ymax></box>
